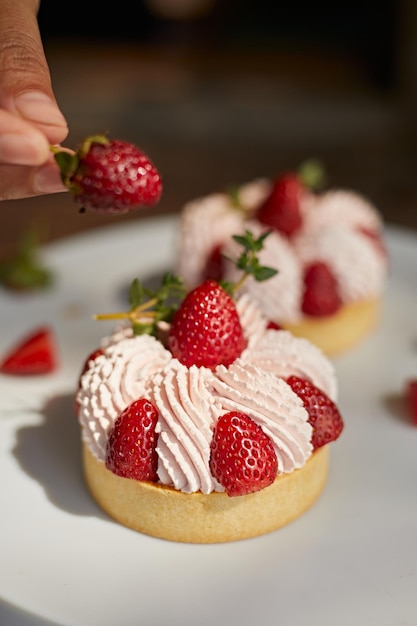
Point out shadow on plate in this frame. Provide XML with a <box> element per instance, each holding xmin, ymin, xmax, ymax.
<box><xmin>0</xmin><ymin>598</ymin><xmax>62</xmax><ymax>626</ymax></box>
<box><xmin>11</xmin><ymin>393</ymin><xmax>108</xmax><ymax>521</ymax></box>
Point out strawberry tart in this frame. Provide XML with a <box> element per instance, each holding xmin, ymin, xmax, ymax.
<box><xmin>76</xmin><ymin>250</ymin><xmax>344</xmax><ymax>543</ymax></box>
<box><xmin>176</xmin><ymin>163</ymin><xmax>388</xmax><ymax>355</ymax></box>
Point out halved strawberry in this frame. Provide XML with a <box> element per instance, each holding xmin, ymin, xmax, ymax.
<box><xmin>266</xmin><ymin>320</ymin><xmax>282</xmax><ymax>330</ymax></box>
<box><xmin>286</xmin><ymin>376</ymin><xmax>344</xmax><ymax>449</ymax></box>
<box><xmin>357</xmin><ymin>226</ymin><xmax>388</xmax><ymax>258</ymax></box>
<box><xmin>106</xmin><ymin>398</ymin><xmax>159</xmax><ymax>480</ymax></box>
<box><xmin>167</xmin><ymin>279</ymin><xmax>247</xmax><ymax>369</ymax></box>
<box><xmin>256</xmin><ymin>173</ymin><xmax>304</xmax><ymax>237</ymax></box>
<box><xmin>0</xmin><ymin>326</ymin><xmax>58</xmax><ymax>375</ymax></box>
<box><xmin>78</xmin><ymin>347</ymin><xmax>104</xmax><ymax>383</ymax></box>
<box><xmin>301</xmin><ymin>261</ymin><xmax>342</xmax><ymax>317</ymax></box>
<box><xmin>209</xmin><ymin>411</ymin><xmax>278</xmax><ymax>496</ymax></box>
<box><xmin>203</xmin><ymin>244</ymin><xmax>225</xmax><ymax>282</ymax></box>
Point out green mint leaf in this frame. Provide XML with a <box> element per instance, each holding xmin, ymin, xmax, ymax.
<box><xmin>129</xmin><ymin>278</ymin><xmax>145</xmax><ymax>309</ymax></box>
<box><xmin>253</xmin><ymin>266</ymin><xmax>278</xmax><ymax>282</ymax></box>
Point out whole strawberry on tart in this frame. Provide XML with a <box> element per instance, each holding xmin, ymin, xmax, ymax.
<box><xmin>176</xmin><ymin>160</ymin><xmax>388</xmax><ymax>356</ymax></box>
<box><xmin>76</xmin><ymin>232</ymin><xmax>344</xmax><ymax>543</ymax></box>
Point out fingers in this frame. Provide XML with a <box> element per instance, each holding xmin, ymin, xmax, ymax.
<box><xmin>14</xmin><ymin>91</ymin><xmax>69</xmax><ymax>146</ymax></box>
<box><xmin>0</xmin><ymin>109</ymin><xmax>51</xmax><ymax>166</ymax></box>
<box><xmin>0</xmin><ymin>157</ymin><xmax>67</xmax><ymax>202</ymax></box>
<box><xmin>0</xmin><ymin>1</ymin><xmax>69</xmax><ymax>200</ymax></box>
<box><xmin>0</xmin><ymin>1</ymin><xmax>68</xmax><ymax>143</ymax></box>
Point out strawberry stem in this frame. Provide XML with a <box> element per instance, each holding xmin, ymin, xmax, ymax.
<box><xmin>297</xmin><ymin>158</ymin><xmax>326</xmax><ymax>190</ymax></box>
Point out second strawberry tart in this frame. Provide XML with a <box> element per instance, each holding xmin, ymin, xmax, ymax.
<box><xmin>176</xmin><ymin>164</ymin><xmax>388</xmax><ymax>355</ymax></box>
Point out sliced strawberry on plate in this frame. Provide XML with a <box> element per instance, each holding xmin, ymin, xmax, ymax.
<box><xmin>405</xmin><ymin>379</ymin><xmax>417</xmax><ymax>426</ymax></box>
<box><xmin>209</xmin><ymin>411</ymin><xmax>278</xmax><ymax>496</ymax></box>
<box><xmin>0</xmin><ymin>326</ymin><xmax>58</xmax><ymax>375</ymax></box>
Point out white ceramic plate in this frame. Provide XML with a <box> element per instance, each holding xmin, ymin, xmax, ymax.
<box><xmin>1</xmin><ymin>215</ymin><xmax>416</xmax><ymax>626</ymax></box>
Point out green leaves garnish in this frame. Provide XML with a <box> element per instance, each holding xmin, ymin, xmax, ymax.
<box><xmin>95</xmin><ymin>272</ymin><xmax>186</xmax><ymax>336</ymax></box>
<box><xmin>95</xmin><ymin>230</ymin><xmax>276</xmax><ymax>332</ymax></box>
<box><xmin>128</xmin><ymin>273</ymin><xmax>185</xmax><ymax>335</ymax></box>
<box><xmin>0</xmin><ymin>228</ymin><xmax>53</xmax><ymax>291</ymax></box>
<box><xmin>221</xmin><ymin>230</ymin><xmax>278</xmax><ymax>295</ymax></box>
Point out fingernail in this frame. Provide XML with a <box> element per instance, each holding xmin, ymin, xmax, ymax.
<box><xmin>15</xmin><ymin>91</ymin><xmax>67</xmax><ymax>127</ymax></box>
<box><xmin>34</xmin><ymin>163</ymin><xmax>68</xmax><ymax>194</ymax></box>
<box><xmin>0</xmin><ymin>133</ymin><xmax>48</xmax><ymax>165</ymax></box>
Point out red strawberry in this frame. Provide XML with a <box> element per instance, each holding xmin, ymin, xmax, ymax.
<box><xmin>203</xmin><ymin>244</ymin><xmax>225</xmax><ymax>282</ymax></box>
<box><xmin>406</xmin><ymin>379</ymin><xmax>417</xmax><ymax>426</ymax></box>
<box><xmin>75</xmin><ymin>347</ymin><xmax>105</xmax><ymax>415</ymax></box>
<box><xmin>167</xmin><ymin>279</ymin><xmax>247</xmax><ymax>369</ymax></box>
<box><xmin>358</xmin><ymin>226</ymin><xmax>388</xmax><ymax>258</ymax></box>
<box><xmin>106</xmin><ymin>398</ymin><xmax>159</xmax><ymax>480</ymax></box>
<box><xmin>286</xmin><ymin>376</ymin><xmax>344</xmax><ymax>449</ymax></box>
<box><xmin>78</xmin><ymin>347</ymin><xmax>104</xmax><ymax>383</ymax></box>
<box><xmin>54</xmin><ymin>135</ymin><xmax>162</xmax><ymax>214</ymax></box>
<box><xmin>0</xmin><ymin>326</ymin><xmax>57</xmax><ymax>375</ymax></box>
<box><xmin>209</xmin><ymin>411</ymin><xmax>278</xmax><ymax>496</ymax></box>
<box><xmin>256</xmin><ymin>173</ymin><xmax>304</xmax><ymax>237</ymax></box>
<box><xmin>266</xmin><ymin>320</ymin><xmax>282</xmax><ymax>330</ymax></box>
<box><xmin>302</xmin><ymin>261</ymin><xmax>342</xmax><ymax>317</ymax></box>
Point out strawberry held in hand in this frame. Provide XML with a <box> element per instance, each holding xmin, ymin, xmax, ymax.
<box><xmin>53</xmin><ymin>135</ymin><xmax>162</xmax><ymax>214</ymax></box>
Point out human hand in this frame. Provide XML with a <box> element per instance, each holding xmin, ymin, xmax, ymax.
<box><xmin>0</xmin><ymin>0</ymin><xmax>69</xmax><ymax>201</ymax></box>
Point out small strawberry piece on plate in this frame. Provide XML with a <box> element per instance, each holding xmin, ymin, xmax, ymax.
<box><xmin>209</xmin><ymin>411</ymin><xmax>278</xmax><ymax>496</ymax></box>
<box><xmin>0</xmin><ymin>326</ymin><xmax>58</xmax><ymax>375</ymax></box>
<box><xmin>406</xmin><ymin>380</ymin><xmax>417</xmax><ymax>426</ymax></box>
<box><xmin>106</xmin><ymin>398</ymin><xmax>159</xmax><ymax>480</ymax></box>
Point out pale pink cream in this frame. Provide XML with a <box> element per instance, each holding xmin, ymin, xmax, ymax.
<box><xmin>77</xmin><ymin>296</ymin><xmax>336</xmax><ymax>494</ymax></box>
<box><xmin>176</xmin><ymin>179</ymin><xmax>388</xmax><ymax>323</ymax></box>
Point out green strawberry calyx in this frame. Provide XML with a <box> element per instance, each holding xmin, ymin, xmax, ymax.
<box><xmin>297</xmin><ymin>158</ymin><xmax>327</xmax><ymax>191</ymax></box>
<box><xmin>51</xmin><ymin>134</ymin><xmax>110</xmax><ymax>191</ymax></box>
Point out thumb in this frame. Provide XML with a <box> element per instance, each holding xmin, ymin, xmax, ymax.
<box><xmin>0</xmin><ymin>2</ymin><xmax>68</xmax><ymax>145</ymax></box>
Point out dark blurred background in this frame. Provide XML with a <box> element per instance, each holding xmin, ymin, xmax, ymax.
<box><xmin>2</xmin><ymin>0</ymin><xmax>417</xmax><ymax>254</ymax></box>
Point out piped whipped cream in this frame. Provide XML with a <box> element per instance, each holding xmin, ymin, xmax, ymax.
<box><xmin>177</xmin><ymin>179</ymin><xmax>388</xmax><ymax>323</ymax></box>
<box><xmin>176</xmin><ymin>179</ymin><xmax>270</xmax><ymax>288</ymax></box>
<box><xmin>77</xmin><ymin>295</ymin><xmax>336</xmax><ymax>493</ymax></box>
<box><xmin>222</xmin><ymin>219</ymin><xmax>303</xmax><ymax>323</ymax></box>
